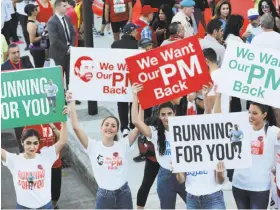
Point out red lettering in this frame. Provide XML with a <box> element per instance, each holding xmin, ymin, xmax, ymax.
<box><xmin>117</xmin><ymin>63</ymin><xmax>127</xmax><ymax>71</ymax></box>
<box><xmin>103</xmin><ymin>86</ymin><xmax>127</xmax><ymax>94</ymax></box>
<box><xmin>112</xmin><ymin>73</ymin><xmax>129</xmax><ymax>86</ymax></box>
<box><xmin>100</xmin><ymin>62</ymin><xmax>114</xmax><ymax>70</ymax></box>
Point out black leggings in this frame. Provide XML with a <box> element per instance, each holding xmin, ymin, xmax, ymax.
<box><xmin>137</xmin><ymin>158</ymin><xmax>160</xmax><ymax>207</ymax></box>
<box><xmin>232</xmin><ymin>186</ymin><xmax>270</xmax><ymax>209</ymax></box>
<box><xmin>51</xmin><ymin>167</ymin><xmax>62</xmax><ymax>201</ymax></box>
<box><xmin>30</xmin><ymin>49</ymin><xmax>45</xmax><ymax>68</ymax></box>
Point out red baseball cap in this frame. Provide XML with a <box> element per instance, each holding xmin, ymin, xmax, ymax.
<box><xmin>141</xmin><ymin>5</ymin><xmax>158</xmax><ymax>16</ymax></box>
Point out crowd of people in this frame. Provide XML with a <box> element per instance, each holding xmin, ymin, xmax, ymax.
<box><xmin>1</xmin><ymin>0</ymin><xmax>280</xmax><ymax>209</ymax></box>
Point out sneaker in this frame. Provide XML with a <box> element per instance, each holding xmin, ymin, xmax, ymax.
<box><xmin>75</xmin><ymin>100</ymin><xmax>81</xmax><ymax>105</ymax></box>
<box><xmin>24</xmin><ymin>46</ymin><xmax>29</xmax><ymax>51</ymax></box>
<box><xmin>133</xmin><ymin>154</ymin><xmax>146</xmax><ymax>163</ymax></box>
<box><xmin>122</xmin><ymin>128</ymin><xmax>130</xmax><ymax>138</ymax></box>
<box><xmin>12</xmin><ymin>40</ymin><xmax>24</xmax><ymax>44</ymax></box>
<box><xmin>270</xmin><ymin>198</ymin><xmax>275</xmax><ymax>207</ymax></box>
<box><xmin>98</xmin><ymin>31</ymin><xmax>104</xmax><ymax>36</ymax></box>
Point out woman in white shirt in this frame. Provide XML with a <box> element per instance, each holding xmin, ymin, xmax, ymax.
<box><xmin>67</xmin><ymin>92</ymin><xmax>139</xmax><ymax>209</ymax></box>
<box><xmin>131</xmin><ymin>84</ymin><xmax>186</xmax><ymax>209</ymax></box>
<box><xmin>232</xmin><ymin>102</ymin><xmax>280</xmax><ymax>209</ymax></box>
<box><xmin>1</xmin><ymin>106</ymin><xmax>68</xmax><ymax>209</ymax></box>
<box><xmin>176</xmin><ymin>162</ymin><xmax>226</xmax><ymax>209</ymax></box>
<box><xmin>224</xmin><ymin>14</ymin><xmax>245</xmax><ymax>46</ymax></box>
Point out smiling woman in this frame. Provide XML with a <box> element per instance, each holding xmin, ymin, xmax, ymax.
<box><xmin>67</xmin><ymin>90</ymin><xmax>140</xmax><ymax>209</ymax></box>
<box><xmin>1</xmin><ymin>103</ymin><xmax>68</xmax><ymax>209</ymax></box>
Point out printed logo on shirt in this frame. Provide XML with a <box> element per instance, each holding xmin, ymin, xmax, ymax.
<box><xmin>17</xmin><ymin>170</ymin><xmax>45</xmax><ymax>190</ymax></box>
<box><xmin>96</xmin><ymin>153</ymin><xmax>123</xmax><ymax>170</ymax></box>
<box><xmin>97</xmin><ymin>155</ymin><xmax>104</xmax><ymax>166</ymax></box>
<box><xmin>164</xmin><ymin>140</ymin><xmax>171</xmax><ymax>156</ymax></box>
<box><xmin>37</xmin><ymin>164</ymin><xmax>43</xmax><ymax>170</ymax></box>
<box><xmin>251</xmin><ymin>136</ymin><xmax>264</xmax><ymax>155</ymax></box>
<box><xmin>187</xmin><ymin>170</ymin><xmax>208</xmax><ymax>177</ymax></box>
<box><xmin>113</xmin><ymin>0</ymin><xmax>126</xmax><ymax>14</ymax></box>
<box><xmin>277</xmin><ymin>153</ymin><xmax>280</xmax><ymax>164</ymax></box>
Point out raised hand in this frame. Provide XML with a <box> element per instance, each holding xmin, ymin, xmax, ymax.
<box><xmin>216</xmin><ymin>162</ymin><xmax>225</xmax><ymax>173</ymax></box>
<box><xmin>65</xmin><ymin>91</ymin><xmax>73</xmax><ymax>103</ymax></box>
<box><xmin>202</xmin><ymin>82</ymin><xmax>214</xmax><ymax>96</ymax></box>
<box><xmin>131</xmin><ymin>83</ymin><xmax>143</xmax><ymax>96</ymax></box>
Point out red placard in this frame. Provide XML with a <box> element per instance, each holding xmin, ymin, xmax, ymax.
<box><xmin>125</xmin><ymin>36</ymin><xmax>212</xmax><ymax>109</ymax></box>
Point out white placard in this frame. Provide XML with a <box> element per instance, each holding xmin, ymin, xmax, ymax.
<box><xmin>218</xmin><ymin>41</ymin><xmax>280</xmax><ymax>108</ymax></box>
<box><xmin>169</xmin><ymin>112</ymin><xmax>252</xmax><ymax>172</ymax></box>
<box><xmin>69</xmin><ymin>47</ymin><xmax>143</xmax><ymax>102</ymax></box>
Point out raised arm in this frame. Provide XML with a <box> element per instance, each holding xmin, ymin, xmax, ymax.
<box><xmin>127</xmin><ymin>1</ymin><xmax>133</xmax><ymax>23</ymax></box>
<box><xmin>127</xmin><ymin>105</ymin><xmax>143</xmax><ymax>146</ymax></box>
<box><xmin>213</xmin><ymin>92</ymin><xmax>222</xmax><ymax>114</ymax></box>
<box><xmin>1</xmin><ymin>149</ymin><xmax>7</xmax><ymax>162</ymax></box>
<box><xmin>202</xmin><ymin>83</ymin><xmax>215</xmax><ymax>114</ymax></box>
<box><xmin>67</xmin><ymin>92</ymin><xmax>89</xmax><ymax>149</ymax></box>
<box><xmin>131</xmin><ymin>83</ymin><xmax>152</xmax><ymax>139</ymax></box>
<box><xmin>54</xmin><ymin>106</ymin><xmax>68</xmax><ymax>154</ymax></box>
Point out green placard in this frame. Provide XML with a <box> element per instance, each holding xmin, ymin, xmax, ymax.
<box><xmin>1</xmin><ymin>66</ymin><xmax>67</xmax><ymax>129</ymax></box>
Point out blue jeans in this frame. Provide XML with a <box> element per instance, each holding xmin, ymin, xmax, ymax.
<box><xmin>157</xmin><ymin>167</ymin><xmax>186</xmax><ymax>209</ymax></box>
<box><xmin>187</xmin><ymin>190</ymin><xmax>226</xmax><ymax>209</ymax></box>
<box><xmin>232</xmin><ymin>186</ymin><xmax>270</xmax><ymax>209</ymax></box>
<box><xmin>95</xmin><ymin>182</ymin><xmax>133</xmax><ymax>209</ymax></box>
<box><xmin>16</xmin><ymin>200</ymin><xmax>53</xmax><ymax>209</ymax></box>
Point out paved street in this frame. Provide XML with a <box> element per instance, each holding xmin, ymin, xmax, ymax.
<box><xmin>1</xmin><ymin>15</ymin><xmax>237</xmax><ymax>209</ymax></box>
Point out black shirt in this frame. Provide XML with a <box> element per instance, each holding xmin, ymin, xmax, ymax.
<box><xmin>142</xmin><ymin>0</ymin><xmax>176</xmax><ymax>9</ymax></box>
<box><xmin>1</xmin><ymin>56</ymin><xmax>34</xmax><ymax>71</ymax></box>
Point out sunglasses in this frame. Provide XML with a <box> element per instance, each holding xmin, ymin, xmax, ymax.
<box><xmin>261</xmin><ymin>4</ymin><xmax>270</xmax><ymax>9</ymax></box>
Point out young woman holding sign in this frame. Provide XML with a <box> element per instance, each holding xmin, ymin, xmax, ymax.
<box><xmin>67</xmin><ymin>91</ymin><xmax>140</xmax><ymax>209</ymax></box>
<box><xmin>131</xmin><ymin>84</ymin><xmax>186</xmax><ymax>209</ymax></box>
<box><xmin>1</xmin><ymin>106</ymin><xmax>68</xmax><ymax>209</ymax></box>
<box><xmin>171</xmin><ymin>84</ymin><xmax>226</xmax><ymax>209</ymax></box>
<box><xmin>212</xmin><ymin>92</ymin><xmax>280</xmax><ymax>209</ymax></box>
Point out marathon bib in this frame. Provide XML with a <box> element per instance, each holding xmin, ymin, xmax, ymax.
<box><xmin>251</xmin><ymin>136</ymin><xmax>264</xmax><ymax>155</ymax></box>
<box><xmin>113</xmin><ymin>0</ymin><xmax>126</xmax><ymax>14</ymax></box>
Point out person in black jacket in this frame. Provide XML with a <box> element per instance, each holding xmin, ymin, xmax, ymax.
<box><xmin>1</xmin><ymin>43</ymin><xmax>34</xmax><ymax>153</ymax></box>
<box><xmin>1</xmin><ymin>43</ymin><xmax>34</xmax><ymax>71</ymax></box>
<box><xmin>111</xmin><ymin>23</ymin><xmax>139</xmax><ymax>49</ymax></box>
<box><xmin>111</xmin><ymin>23</ymin><xmax>139</xmax><ymax>139</ymax></box>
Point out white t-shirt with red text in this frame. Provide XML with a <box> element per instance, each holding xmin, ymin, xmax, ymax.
<box><xmin>233</xmin><ymin>126</ymin><xmax>280</xmax><ymax>191</ymax></box>
<box><xmin>86</xmin><ymin>137</ymin><xmax>130</xmax><ymax>190</ymax></box>
<box><xmin>3</xmin><ymin>146</ymin><xmax>57</xmax><ymax>208</ymax></box>
<box><xmin>148</xmin><ymin>126</ymin><xmax>171</xmax><ymax>170</ymax></box>
<box><xmin>276</xmin><ymin>149</ymin><xmax>280</xmax><ymax>191</ymax></box>
<box><xmin>185</xmin><ymin>170</ymin><xmax>222</xmax><ymax>196</ymax></box>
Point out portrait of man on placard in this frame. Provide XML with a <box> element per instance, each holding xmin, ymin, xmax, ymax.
<box><xmin>74</xmin><ymin>56</ymin><xmax>95</xmax><ymax>83</ymax></box>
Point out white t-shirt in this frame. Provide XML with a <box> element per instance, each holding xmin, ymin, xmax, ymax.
<box><xmin>148</xmin><ymin>126</ymin><xmax>171</xmax><ymax>170</ymax></box>
<box><xmin>86</xmin><ymin>137</ymin><xmax>130</xmax><ymax>191</ymax></box>
<box><xmin>245</xmin><ymin>24</ymin><xmax>263</xmax><ymax>43</ymax></box>
<box><xmin>251</xmin><ymin>31</ymin><xmax>280</xmax><ymax>50</ymax></box>
<box><xmin>276</xmin><ymin>148</ymin><xmax>280</xmax><ymax>190</ymax></box>
<box><xmin>233</xmin><ymin>126</ymin><xmax>280</xmax><ymax>191</ymax></box>
<box><xmin>208</xmin><ymin>70</ymin><xmax>230</xmax><ymax>113</ymax></box>
<box><xmin>225</xmin><ymin>34</ymin><xmax>244</xmax><ymax>46</ymax></box>
<box><xmin>3</xmin><ymin>146</ymin><xmax>57</xmax><ymax>208</ymax></box>
<box><xmin>185</xmin><ymin>170</ymin><xmax>222</xmax><ymax>196</ymax></box>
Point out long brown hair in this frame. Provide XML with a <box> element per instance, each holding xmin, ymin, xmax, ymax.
<box><xmin>212</xmin><ymin>0</ymin><xmax>232</xmax><ymax>20</ymax></box>
<box><xmin>101</xmin><ymin>116</ymin><xmax>120</xmax><ymax>141</ymax></box>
